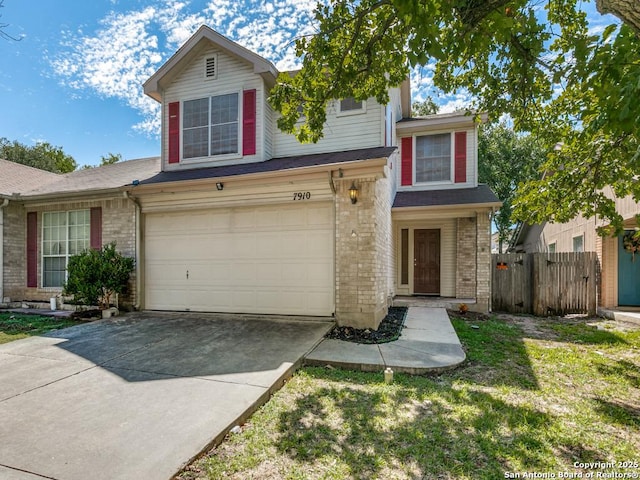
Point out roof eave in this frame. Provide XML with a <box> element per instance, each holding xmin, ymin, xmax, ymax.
<box><xmin>392</xmin><ymin>201</ymin><xmax>501</xmax><ymax>211</ymax></box>
<box><xmin>16</xmin><ymin>187</ymin><xmax>129</xmax><ymax>203</ymax></box>
<box><xmin>131</xmin><ymin>157</ymin><xmax>390</xmax><ymax>192</ymax></box>
<box><xmin>396</xmin><ymin>112</ymin><xmax>488</xmax><ymax>133</ymax></box>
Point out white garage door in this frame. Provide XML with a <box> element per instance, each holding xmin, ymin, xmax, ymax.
<box><xmin>144</xmin><ymin>202</ymin><xmax>334</xmax><ymax>316</ymax></box>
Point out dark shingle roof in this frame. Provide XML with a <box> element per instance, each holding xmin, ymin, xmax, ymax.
<box><xmin>393</xmin><ymin>185</ymin><xmax>501</xmax><ymax>208</ymax></box>
<box><xmin>139</xmin><ymin>146</ymin><xmax>397</xmax><ymax>185</ymax></box>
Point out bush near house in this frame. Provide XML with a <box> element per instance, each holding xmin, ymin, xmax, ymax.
<box><xmin>64</xmin><ymin>243</ymin><xmax>134</xmax><ymax>310</ymax></box>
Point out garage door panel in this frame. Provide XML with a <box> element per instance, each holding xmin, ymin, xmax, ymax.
<box><xmin>145</xmin><ymin>203</ymin><xmax>334</xmax><ymax>316</ymax></box>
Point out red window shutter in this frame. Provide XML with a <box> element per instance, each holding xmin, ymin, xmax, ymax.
<box><xmin>26</xmin><ymin>212</ymin><xmax>37</xmax><ymax>288</ymax></box>
<box><xmin>242</xmin><ymin>89</ymin><xmax>256</xmax><ymax>156</ymax></box>
<box><xmin>401</xmin><ymin>137</ymin><xmax>413</xmax><ymax>186</ymax></box>
<box><xmin>90</xmin><ymin>207</ymin><xmax>102</xmax><ymax>250</ymax></box>
<box><xmin>168</xmin><ymin>102</ymin><xmax>180</xmax><ymax>164</ymax></box>
<box><xmin>454</xmin><ymin>131</ymin><xmax>467</xmax><ymax>183</ymax></box>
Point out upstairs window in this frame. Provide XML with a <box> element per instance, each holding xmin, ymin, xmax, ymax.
<box><xmin>415</xmin><ymin>133</ymin><xmax>452</xmax><ymax>183</ymax></box>
<box><xmin>183</xmin><ymin>92</ymin><xmax>239</xmax><ymax>159</ymax></box>
<box><xmin>337</xmin><ymin>97</ymin><xmax>365</xmax><ymax>116</ymax></box>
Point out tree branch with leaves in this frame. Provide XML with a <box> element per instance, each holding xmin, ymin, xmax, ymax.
<box><xmin>269</xmin><ymin>0</ymin><xmax>640</xmax><ymax>235</ymax></box>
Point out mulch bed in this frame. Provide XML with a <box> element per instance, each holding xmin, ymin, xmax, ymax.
<box><xmin>326</xmin><ymin>306</ymin><xmax>408</xmax><ymax>344</ymax></box>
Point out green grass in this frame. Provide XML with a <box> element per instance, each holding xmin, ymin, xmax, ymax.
<box><xmin>0</xmin><ymin>312</ymin><xmax>82</xmax><ymax>344</ymax></box>
<box><xmin>179</xmin><ymin>314</ymin><xmax>640</xmax><ymax>480</ymax></box>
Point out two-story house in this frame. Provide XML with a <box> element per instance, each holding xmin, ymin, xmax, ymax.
<box><xmin>1</xmin><ymin>25</ymin><xmax>500</xmax><ymax>329</ymax></box>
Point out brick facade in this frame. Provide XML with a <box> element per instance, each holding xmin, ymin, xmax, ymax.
<box><xmin>334</xmin><ymin>175</ymin><xmax>393</xmax><ymax>330</ymax></box>
<box><xmin>456</xmin><ymin>217</ymin><xmax>476</xmax><ymax>298</ymax></box>
<box><xmin>2</xmin><ymin>197</ymin><xmax>138</xmax><ymax>309</ymax></box>
<box><xmin>474</xmin><ymin>210</ymin><xmax>492</xmax><ymax>312</ymax></box>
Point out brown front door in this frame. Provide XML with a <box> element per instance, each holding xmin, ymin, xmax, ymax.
<box><xmin>414</xmin><ymin>229</ymin><xmax>440</xmax><ymax>295</ymax></box>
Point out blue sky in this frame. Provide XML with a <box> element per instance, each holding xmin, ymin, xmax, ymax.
<box><xmin>0</xmin><ymin>0</ymin><xmax>615</xmax><ymax>168</ymax></box>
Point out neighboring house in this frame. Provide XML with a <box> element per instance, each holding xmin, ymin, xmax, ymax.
<box><xmin>0</xmin><ymin>159</ymin><xmax>61</xmax><ymax>304</ymax></box>
<box><xmin>0</xmin><ymin>158</ymin><xmax>161</xmax><ymax>309</ymax></box>
<box><xmin>510</xmin><ymin>191</ymin><xmax>640</xmax><ymax>308</ymax></box>
<box><xmin>1</xmin><ymin>25</ymin><xmax>500</xmax><ymax>329</ymax></box>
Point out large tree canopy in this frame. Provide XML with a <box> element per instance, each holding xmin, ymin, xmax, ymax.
<box><xmin>478</xmin><ymin>124</ymin><xmax>546</xmax><ymax>251</ymax></box>
<box><xmin>0</xmin><ymin>138</ymin><xmax>77</xmax><ymax>173</ymax></box>
<box><xmin>269</xmin><ymin>0</ymin><xmax>640</xmax><ymax>234</ymax></box>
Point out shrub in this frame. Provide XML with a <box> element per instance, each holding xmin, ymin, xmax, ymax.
<box><xmin>64</xmin><ymin>243</ymin><xmax>135</xmax><ymax>309</ymax></box>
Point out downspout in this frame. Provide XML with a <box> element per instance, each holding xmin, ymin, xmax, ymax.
<box><xmin>123</xmin><ymin>191</ymin><xmax>142</xmax><ymax>311</ymax></box>
<box><xmin>0</xmin><ymin>198</ymin><xmax>9</xmax><ymax>304</ymax></box>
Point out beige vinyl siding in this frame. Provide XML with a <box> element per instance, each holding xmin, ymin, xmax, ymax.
<box><xmin>539</xmin><ymin>191</ymin><xmax>639</xmax><ymax>254</ymax></box>
<box><xmin>540</xmin><ymin>216</ymin><xmax>597</xmax><ymax>252</ymax></box>
<box><xmin>612</xmin><ymin>191</ymin><xmax>640</xmax><ymax>220</ymax></box>
<box><xmin>162</xmin><ymin>46</ymin><xmax>266</xmax><ymax>169</ymax></box>
<box><xmin>139</xmin><ymin>178</ymin><xmax>333</xmax><ymax>213</ymax></box>
<box><xmin>396</xmin><ymin>126</ymin><xmax>478</xmax><ymax>191</ymax></box>
<box><xmin>273</xmin><ymin>98</ymin><xmax>383</xmax><ymax>157</ymax></box>
<box><xmin>393</xmin><ymin>219</ymin><xmax>457</xmax><ymax>297</ymax></box>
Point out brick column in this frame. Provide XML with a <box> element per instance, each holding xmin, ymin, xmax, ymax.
<box><xmin>475</xmin><ymin>210</ymin><xmax>491</xmax><ymax>312</ymax></box>
<box><xmin>456</xmin><ymin>217</ymin><xmax>476</xmax><ymax>298</ymax></box>
<box><xmin>334</xmin><ymin>175</ymin><xmax>392</xmax><ymax>330</ymax></box>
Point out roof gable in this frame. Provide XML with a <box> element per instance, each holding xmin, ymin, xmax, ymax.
<box><xmin>144</xmin><ymin>25</ymin><xmax>278</xmax><ymax>102</ymax></box>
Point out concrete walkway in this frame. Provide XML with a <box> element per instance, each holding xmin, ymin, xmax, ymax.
<box><xmin>599</xmin><ymin>307</ymin><xmax>640</xmax><ymax>326</ymax></box>
<box><xmin>0</xmin><ymin>312</ymin><xmax>332</xmax><ymax>480</ymax></box>
<box><xmin>305</xmin><ymin>307</ymin><xmax>465</xmax><ymax>374</ymax></box>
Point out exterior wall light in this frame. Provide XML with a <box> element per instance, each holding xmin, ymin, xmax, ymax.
<box><xmin>349</xmin><ymin>182</ymin><xmax>358</xmax><ymax>204</ymax></box>
<box><xmin>216</xmin><ymin>182</ymin><xmax>224</xmax><ymax>191</ymax></box>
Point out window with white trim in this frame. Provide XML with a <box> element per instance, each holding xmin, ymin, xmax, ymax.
<box><xmin>415</xmin><ymin>133</ymin><xmax>452</xmax><ymax>183</ymax></box>
<box><xmin>183</xmin><ymin>92</ymin><xmax>239</xmax><ymax>159</ymax></box>
<box><xmin>573</xmin><ymin>234</ymin><xmax>584</xmax><ymax>252</ymax></box>
<box><xmin>42</xmin><ymin>210</ymin><xmax>90</xmax><ymax>288</ymax></box>
<box><xmin>548</xmin><ymin>242</ymin><xmax>556</xmax><ymax>253</ymax></box>
<box><xmin>337</xmin><ymin>97</ymin><xmax>365</xmax><ymax>115</ymax></box>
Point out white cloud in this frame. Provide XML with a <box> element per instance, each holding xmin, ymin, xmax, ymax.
<box><xmin>51</xmin><ymin>0</ymin><xmax>320</xmax><ymax>137</ymax></box>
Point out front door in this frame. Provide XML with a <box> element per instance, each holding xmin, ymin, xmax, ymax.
<box><xmin>618</xmin><ymin>232</ymin><xmax>640</xmax><ymax>306</ymax></box>
<box><xmin>414</xmin><ymin>229</ymin><xmax>440</xmax><ymax>295</ymax></box>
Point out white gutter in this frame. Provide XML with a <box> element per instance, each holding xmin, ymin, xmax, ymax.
<box><xmin>0</xmin><ymin>198</ymin><xmax>9</xmax><ymax>304</ymax></box>
<box><xmin>123</xmin><ymin>191</ymin><xmax>142</xmax><ymax>310</ymax></box>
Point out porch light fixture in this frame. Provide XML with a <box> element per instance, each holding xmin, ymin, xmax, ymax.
<box><xmin>216</xmin><ymin>182</ymin><xmax>224</xmax><ymax>191</ymax></box>
<box><xmin>348</xmin><ymin>182</ymin><xmax>358</xmax><ymax>204</ymax></box>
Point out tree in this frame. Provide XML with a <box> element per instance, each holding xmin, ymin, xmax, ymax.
<box><xmin>478</xmin><ymin>123</ymin><xmax>546</xmax><ymax>252</ymax></box>
<box><xmin>100</xmin><ymin>153</ymin><xmax>122</xmax><ymax>166</ymax></box>
<box><xmin>64</xmin><ymin>243</ymin><xmax>135</xmax><ymax>310</ymax></box>
<box><xmin>0</xmin><ymin>138</ymin><xmax>77</xmax><ymax>173</ymax></box>
<box><xmin>269</xmin><ymin>0</ymin><xmax>640</xmax><ymax>235</ymax></box>
<box><xmin>0</xmin><ymin>0</ymin><xmax>22</xmax><ymax>41</ymax></box>
<box><xmin>411</xmin><ymin>97</ymin><xmax>439</xmax><ymax>117</ymax></box>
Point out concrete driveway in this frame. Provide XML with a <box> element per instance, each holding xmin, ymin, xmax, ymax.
<box><xmin>0</xmin><ymin>312</ymin><xmax>332</xmax><ymax>480</ymax></box>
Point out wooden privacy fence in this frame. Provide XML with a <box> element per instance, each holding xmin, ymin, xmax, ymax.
<box><xmin>492</xmin><ymin>252</ymin><xmax>598</xmax><ymax>316</ymax></box>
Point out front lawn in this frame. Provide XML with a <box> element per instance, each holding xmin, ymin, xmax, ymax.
<box><xmin>0</xmin><ymin>312</ymin><xmax>82</xmax><ymax>344</ymax></box>
<box><xmin>178</xmin><ymin>313</ymin><xmax>640</xmax><ymax>480</ymax></box>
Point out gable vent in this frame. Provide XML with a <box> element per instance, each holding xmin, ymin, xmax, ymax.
<box><xmin>205</xmin><ymin>55</ymin><xmax>217</xmax><ymax>79</ymax></box>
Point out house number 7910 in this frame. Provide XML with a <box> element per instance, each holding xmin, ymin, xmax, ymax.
<box><xmin>293</xmin><ymin>192</ymin><xmax>311</xmax><ymax>201</ymax></box>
